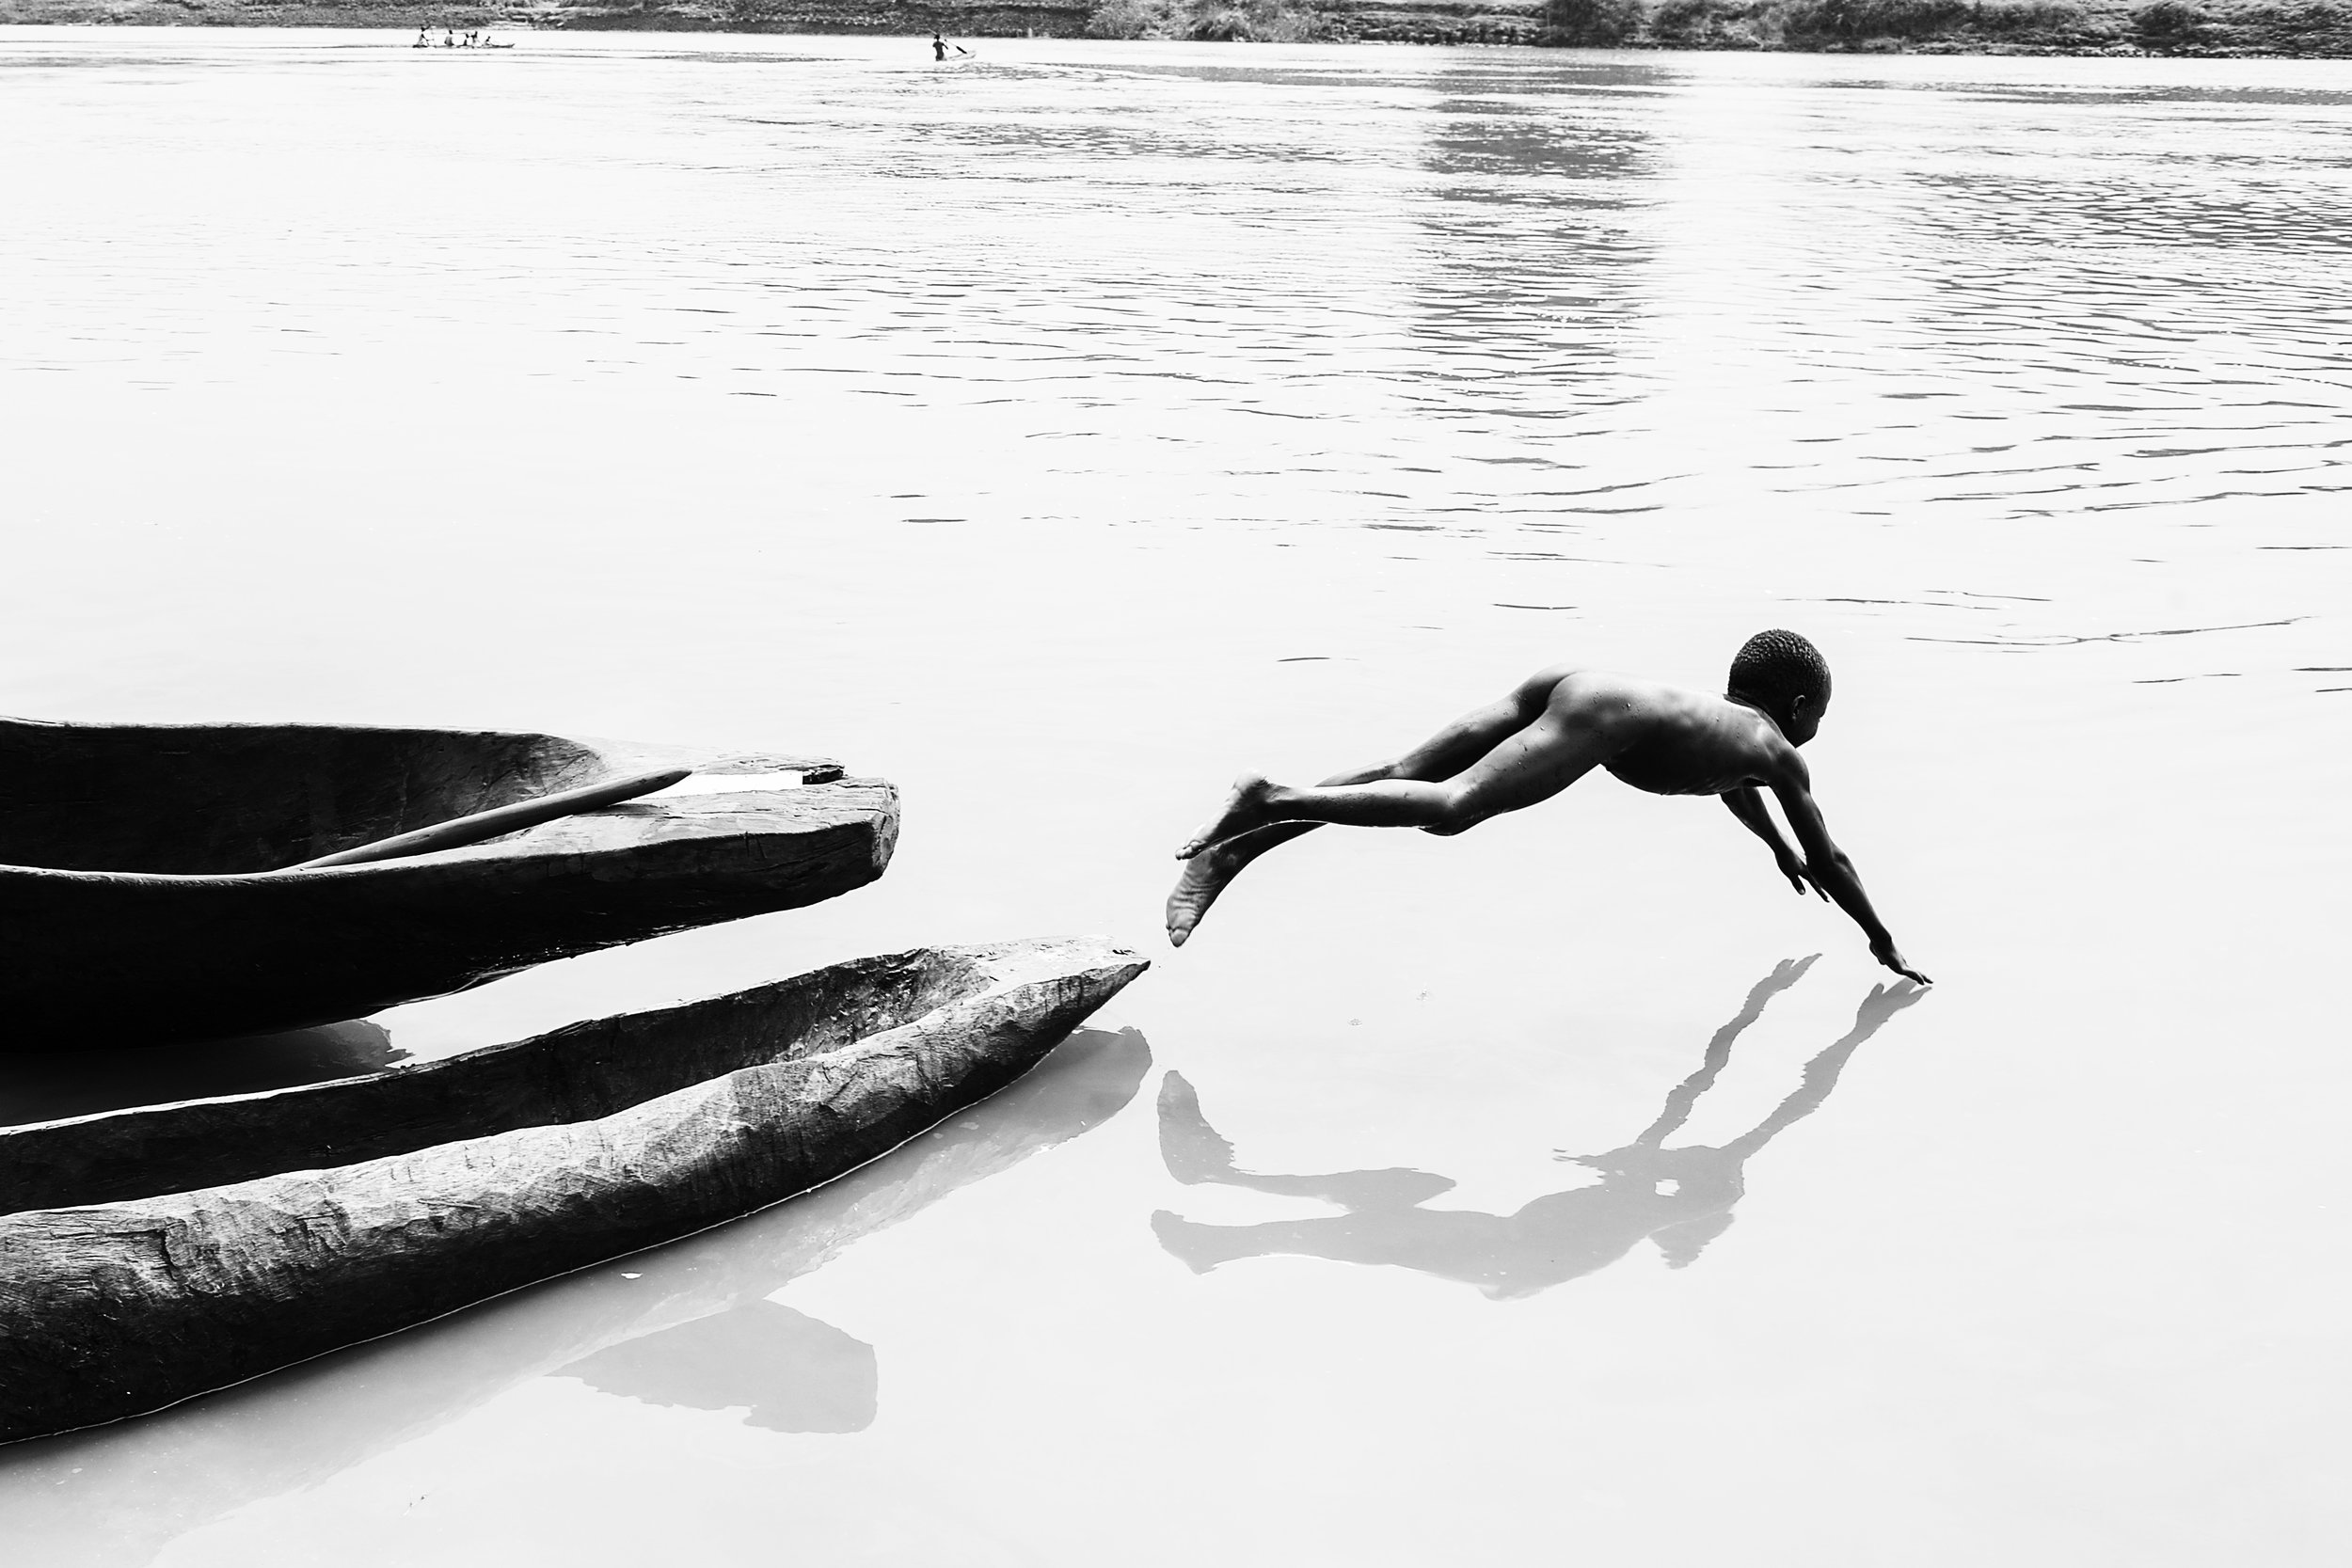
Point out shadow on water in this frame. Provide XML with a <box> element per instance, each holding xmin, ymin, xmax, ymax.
<box><xmin>0</xmin><ymin>1026</ymin><xmax>1152</xmax><ymax>1568</ymax></box>
<box><xmin>564</xmin><ymin>1299</ymin><xmax>878</xmax><ymax>1434</ymax></box>
<box><xmin>1153</xmin><ymin>962</ymin><xmax>1926</xmax><ymax>1298</ymax></box>
<box><xmin>0</xmin><ymin>1020</ymin><xmax>406</xmax><ymax>1128</ymax></box>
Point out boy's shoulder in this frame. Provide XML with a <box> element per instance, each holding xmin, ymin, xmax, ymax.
<box><xmin>1683</xmin><ymin>688</ymin><xmax>1807</xmax><ymax>784</ymax></box>
<box><xmin>1746</xmin><ymin>722</ymin><xmax>1809</xmax><ymax>789</ymax></box>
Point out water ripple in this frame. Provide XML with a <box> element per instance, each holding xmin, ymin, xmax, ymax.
<box><xmin>1</xmin><ymin>37</ymin><xmax>2348</xmax><ymax>530</ymax></box>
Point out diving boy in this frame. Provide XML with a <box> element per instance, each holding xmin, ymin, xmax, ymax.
<box><xmin>1168</xmin><ymin>629</ymin><xmax>1928</xmax><ymax>983</ymax></box>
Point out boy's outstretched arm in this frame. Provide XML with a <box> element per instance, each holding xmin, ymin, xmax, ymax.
<box><xmin>1767</xmin><ymin>757</ymin><xmax>1931</xmax><ymax>985</ymax></box>
<box><xmin>1722</xmin><ymin>785</ymin><xmax>1815</xmax><ymax>896</ymax></box>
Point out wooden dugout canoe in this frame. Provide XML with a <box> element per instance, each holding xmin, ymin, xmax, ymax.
<box><xmin>0</xmin><ymin>1027</ymin><xmax>1152</xmax><ymax>1560</ymax></box>
<box><xmin>0</xmin><ymin>941</ymin><xmax>1110</xmax><ymax>1215</ymax></box>
<box><xmin>0</xmin><ymin>936</ymin><xmax>1147</xmax><ymax>1445</ymax></box>
<box><xmin>0</xmin><ymin>718</ymin><xmax>898</xmax><ymax>1047</ymax></box>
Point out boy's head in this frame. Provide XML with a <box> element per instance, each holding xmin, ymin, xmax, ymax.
<box><xmin>1727</xmin><ymin>628</ymin><xmax>1831</xmax><ymax>744</ymax></box>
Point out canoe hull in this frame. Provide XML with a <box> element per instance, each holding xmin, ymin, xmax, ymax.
<box><xmin>0</xmin><ymin>721</ymin><xmax>897</xmax><ymax>1047</ymax></box>
<box><xmin>0</xmin><ymin>937</ymin><xmax>1145</xmax><ymax>1444</ymax></box>
<box><xmin>0</xmin><ymin>1029</ymin><xmax>1152</xmax><ymax>1560</ymax></box>
<box><xmin>3</xmin><ymin>942</ymin><xmax>1082</xmax><ymax>1215</ymax></box>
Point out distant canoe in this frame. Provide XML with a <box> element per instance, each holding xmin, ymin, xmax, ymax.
<box><xmin>0</xmin><ymin>719</ymin><xmax>898</xmax><ymax>1046</ymax></box>
<box><xmin>0</xmin><ymin>936</ymin><xmax>1146</xmax><ymax>1444</ymax></box>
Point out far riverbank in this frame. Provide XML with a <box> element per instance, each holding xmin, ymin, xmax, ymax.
<box><xmin>5</xmin><ymin>0</ymin><xmax>2349</xmax><ymax>55</ymax></box>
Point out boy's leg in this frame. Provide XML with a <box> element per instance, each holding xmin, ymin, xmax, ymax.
<box><xmin>1166</xmin><ymin>671</ymin><xmax>1568</xmax><ymax>944</ymax></box>
<box><xmin>1180</xmin><ymin>681</ymin><xmax>1618</xmax><ymax>848</ymax></box>
<box><xmin>1179</xmin><ymin>727</ymin><xmax>1502</xmax><ymax>871</ymax></box>
<box><xmin>1382</xmin><ymin>666</ymin><xmax>1574</xmax><ymax>782</ymax></box>
<box><xmin>1175</xmin><ymin>667</ymin><xmax>1571</xmax><ymax>860</ymax></box>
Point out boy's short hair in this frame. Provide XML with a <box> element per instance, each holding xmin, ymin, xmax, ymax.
<box><xmin>1728</xmin><ymin>629</ymin><xmax>1831</xmax><ymax>721</ymax></box>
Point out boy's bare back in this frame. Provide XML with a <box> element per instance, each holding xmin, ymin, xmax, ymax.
<box><xmin>1534</xmin><ymin>670</ymin><xmax>1807</xmax><ymax>798</ymax></box>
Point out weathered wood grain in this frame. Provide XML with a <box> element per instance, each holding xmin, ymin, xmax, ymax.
<box><xmin>0</xmin><ymin>720</ymin><xmax>893</xmax><ymax>1045</ymax></box>
<box><xmin>1</xmin><ymin>944</ymin><xmax>1062</xmax><ymax>1214</ymax></box>
<box><xmin>0</xmin><ymin>1027</ymin><xmax>1149</xmax><ymax>1562</ymax></box>
<box><xmin>286</xmin><ymin>766</ymin><xmax>693</xmax><ymax>869</ymax></box>
<box><xmin>0</xmin><ymin>936</ymin><xmax>1145</xmax><ymax>1444</ymax></box>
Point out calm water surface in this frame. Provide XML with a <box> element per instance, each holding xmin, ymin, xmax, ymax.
<box><xmin>0</xmin><ymin>29</ymin><xmax>2346</xmax><ymax>1566</ymax></box>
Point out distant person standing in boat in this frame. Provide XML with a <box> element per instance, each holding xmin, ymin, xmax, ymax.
<box><xmin>1167</xmin><ymin>630</ymin><xmax>1929</xmax><ymax>982</ymax></box>
<box><xmin>932</xmin><ymin>32</ymin><xmax>949</xmax><ymax>60</ymax></box>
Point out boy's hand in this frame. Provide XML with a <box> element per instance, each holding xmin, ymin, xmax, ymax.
<box><xmin>1869</xmin><ymin>937</ymin><xmax>1931</xmax><ymax>986</ymax></box>
<box><xmin>1777</xmin><ymin>850</ymin><xmax>1827</xmax><ymax>900</ymax></box>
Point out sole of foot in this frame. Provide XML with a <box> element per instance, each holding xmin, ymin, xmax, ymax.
<box><xmin>1167</xmin><ymin>844</ymin><xmax>1251</xmax><ymax>947</ymax></box>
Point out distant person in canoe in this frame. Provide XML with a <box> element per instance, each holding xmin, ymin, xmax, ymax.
<box><xmin>933</xmin><ymin>32</ymin><xmax>948</xmax><ymax>60</ymax></box>
<box><xmin>1167</xmin><ymin>630</ymin><xmax>1929</xmax><ymax>983</ymax></box>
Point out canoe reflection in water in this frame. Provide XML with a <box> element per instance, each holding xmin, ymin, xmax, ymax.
<box><xmin>0</xmin><ymin>1029</ymin><xmax>1150</xmax><ymax>1568</ymax></box>
<box><xmin>564</xmin><ymin>1297</ymin><xmax>879</xmax><ymax>1434</ymax></box>
<box><xmin>1153</xmin><ymin>959</ymin><xmax>1927</xmax><ymax>1298</ymax></box>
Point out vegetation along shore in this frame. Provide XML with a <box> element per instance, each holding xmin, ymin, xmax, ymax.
<box><xmin>6</xmin><ymin>0</ymin><xmax>2349</xmax><ymax>59</ymax></box>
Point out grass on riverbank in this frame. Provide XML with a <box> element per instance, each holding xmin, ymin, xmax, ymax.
<box><xmin>1556</xmin><ymin>0</ymin><xmax>2352</xmax><ymax>52</ymax></box>
<box><xmin>5</xmin><ymin>0</ymin><xmax>2347</xmax><ymax>53</ymax></box>
<box><xmin>1091</xmin><ymin>0</ymin><xmax>2352</xmax><ymax>47</ymax></box>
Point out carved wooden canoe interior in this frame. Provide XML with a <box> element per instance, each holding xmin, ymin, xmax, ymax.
<box><xmin>1</xmin><ymin>942</ymin><xmax>1106</xmax><ymax>1214</ymax></box>
<box><xmin>0</xmin><ymin>719</ymin><xmax>899</xmax><ymax>1046</ymax></box>
<box><xmin>0</xmin><ymin>936</ymin><xmax>1147</xmax><ymax>1445</ymax></box>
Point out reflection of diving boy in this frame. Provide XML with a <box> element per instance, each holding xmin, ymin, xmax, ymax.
<box><xmin>1168</xmin><ymin>630</ymin><xmax>1927</xmax><ymax>983</ymax></box>
<box><xmin>1153</xmin><ymin>967</ymin><xmax>1925</xmax><ymax>1298</ymax></box>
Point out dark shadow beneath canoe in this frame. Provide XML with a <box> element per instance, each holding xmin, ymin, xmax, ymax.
<box><xmin>0</xmin><ymin>718</ymin><xmax>894</xmax><ymax>1046</ymax></box>
<box><xmin>0</xmin><ymin>1026</ymin><xmax>1150</xmax><ymax>1567</ymax></box>
<box><xmin>0</xmin><ymin>1020</ymin><xmax>405</xmax><ymax>1129</ymax></box>
<box><xmin>0</xmin><ymin>936</ymin><xmax>1147</xmax><ymax>1446</ymax></box>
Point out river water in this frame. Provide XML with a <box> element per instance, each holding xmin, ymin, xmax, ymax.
<box><xmin>1</xmin><ymin>28</ymin><xmax>2347</xmax><ymax>1566</ymax></box>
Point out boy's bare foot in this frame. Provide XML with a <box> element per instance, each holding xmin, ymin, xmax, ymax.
<box><xmin>1166</xmin><ymin>845</ymin><xmax>1248</xmax><ymax>946</ymax></box>
<box><xmin>1176</xmin><ymin>773</ymin><xmax>1276</xmax><ymax>860</ymax></box>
